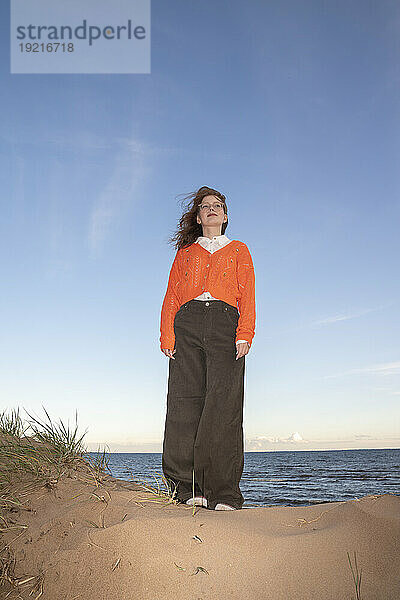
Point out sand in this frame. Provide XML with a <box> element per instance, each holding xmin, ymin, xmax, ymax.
<box><xmin>1</xmin><ymin>471</ymin><xmax>400</xmax><ymax>600</ymax></box>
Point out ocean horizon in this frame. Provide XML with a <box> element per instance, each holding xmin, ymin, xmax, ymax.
<box><xmin>87</xmin><ymin>447</ymin><xmax>400</xmax><ymax>508</ymax></box>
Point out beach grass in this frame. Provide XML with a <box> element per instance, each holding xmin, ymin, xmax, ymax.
<box><xmin>347</xmin><ymin>550</ymin><xmax>363</xmax><ymax>600</ymax></box>
<box><xmin>0</xmin><ymin>405</ymin><xmax>181</xmax><ymax>597</ymax></box>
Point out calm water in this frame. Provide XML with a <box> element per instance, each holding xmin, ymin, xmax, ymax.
<box><xmin>86</xmin><ymin>448</ymin><xmax>400</xmax><ymax>508</ymax></box>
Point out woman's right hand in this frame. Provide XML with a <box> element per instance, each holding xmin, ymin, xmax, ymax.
<box><xmin>161</xmin><ymin>348</ymin><xmax>176</xmax><ymax>359</ymax></box>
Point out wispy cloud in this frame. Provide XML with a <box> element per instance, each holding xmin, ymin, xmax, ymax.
<box><xmin>311</xmin><ymin>305</ymin><xmax>386</xmax><ymax>326</ymax></box>
<box><xmin>310</xmin><ymin>301</ymin><xmax>398</xmax><ymax>327</ymax></box>
<box><xmin>370</xmin><ymin>387</ymin><xmax>400</xmax><ymax>395</ymax></box>
<box><xmin>322</xmin><ymin>360</ymin><xmax>400</xmax><ymax>380</ymax></box>
<box><xmin>269</xmin><ymin>301</ymin><xmax>397</xmax><ymax>338</ymax></box>
<box><xmin>2</xmin><ymin>127</ymin><xmax>112</xmax><ymax>151</ymax></box>
<box><xmin>113</xmin><ymin>135</ymin><xmax>234</xmax><ymax>161</ymax></box>
<box><xmin>87</xmin><ymin>138</ymin><xmax>151</xmax><ymax>257</ymax></box>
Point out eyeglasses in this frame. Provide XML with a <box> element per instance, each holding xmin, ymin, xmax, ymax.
<box><xmin>198</xmin><ymin>202</ymin><xmax>225</xmax><ymax>211</ymax></box>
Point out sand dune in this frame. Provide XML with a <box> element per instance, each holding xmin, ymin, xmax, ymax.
<box><xmin>2</xmin><ymin>470</ymin><xmax>400</xmax><ymax>599</ymax></box>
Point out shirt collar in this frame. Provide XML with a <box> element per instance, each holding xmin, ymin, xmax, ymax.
<box><xmin>195</xmin><ymin>234</ymin><xmax>230</xmax><ymax>245</ymax></box>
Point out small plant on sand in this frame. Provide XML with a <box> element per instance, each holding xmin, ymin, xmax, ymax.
<box><xmin>347</xmin><ymin>550</ymin><xmax>363</xmax><ymax>600</ymax></box>
<box><xmin>130</xmin><ymin>467</ymin><xmax>202</xmax><ymax>515</ymax></box>
<box><xmin>130</xmin><ymin>471</ymin><xmax>181</xmax><ymax>505</ymax></box>
<box><xmin>23</xmin><ymin>406</ymin><xmax>88</xmax><ymax>463</ymax></box>
<box><xmin>0</xmin><ymin>407</ymin><xmax>26</xmax><ymax>438</ymax></box>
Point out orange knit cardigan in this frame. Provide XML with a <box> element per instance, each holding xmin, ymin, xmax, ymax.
<box><xmin>160</xmin><ymin>240</ymin><xmax>256</xmax><ymax>350</ymax></box>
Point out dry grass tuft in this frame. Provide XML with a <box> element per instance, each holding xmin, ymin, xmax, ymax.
<box><xmin>0</xmin><ymin>405</ymin><xmax>179</xmax><ymax>598</ymax></box>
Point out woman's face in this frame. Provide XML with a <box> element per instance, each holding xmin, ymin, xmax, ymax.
<box><xmin>196</xmin><ymin>195</ymin><xmax>227</xmax><ymax>230</ymax></box>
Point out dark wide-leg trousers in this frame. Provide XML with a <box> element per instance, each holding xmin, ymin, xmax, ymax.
<box><xmin>162</xmin><ymin>299</ymin><xmax>246</xmax><ymax>510</ymax></box>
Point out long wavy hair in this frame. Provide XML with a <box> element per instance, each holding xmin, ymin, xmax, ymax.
<box><xmin>168</xmin><ymin>185</ymin><xmax>228</xmax><ymax>250</ymax></box>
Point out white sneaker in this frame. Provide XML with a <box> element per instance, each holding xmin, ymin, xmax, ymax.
<box><xmin>185</xmin><ymin>496</ymin><xmax>208</xmax><ymax>507</ymax></box>
<box><xmin>214</xmin><ymin>503</ymin><xmax>236</xmax><ymax>510</ymax></box>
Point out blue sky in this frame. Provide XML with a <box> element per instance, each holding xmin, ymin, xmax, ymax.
<box><xmin>1</xmin><ymin>0</ymin><xmax>399</xmax><ymax>452</ymax></box>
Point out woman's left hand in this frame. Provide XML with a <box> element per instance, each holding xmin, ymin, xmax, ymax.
<box><xmin>235</xmin><ymin>342</ymin><xmax>250</xmax><ymax>360</ymax></box>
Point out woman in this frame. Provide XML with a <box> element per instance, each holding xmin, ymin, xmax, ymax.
<box><xmin>160</xmin><ymin>186</ymin><xmax>256</xmax><ymax>511</ymax></box>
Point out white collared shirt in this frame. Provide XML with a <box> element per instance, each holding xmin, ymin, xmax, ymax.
<box><xmin>195</xmin><ymin>233</ymin><xmax>231</xmax><ymax>255</ymax></box>
<box><xmin>193</xmin><ymin>234</ymin><xmax>248</xmax><ymax>346</ymax></box>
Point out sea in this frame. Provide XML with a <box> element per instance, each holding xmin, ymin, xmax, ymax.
<box><xmin>87</xmin><ymin>448</ymin><xmax>400</xmax><ymax>508</ymax></box>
